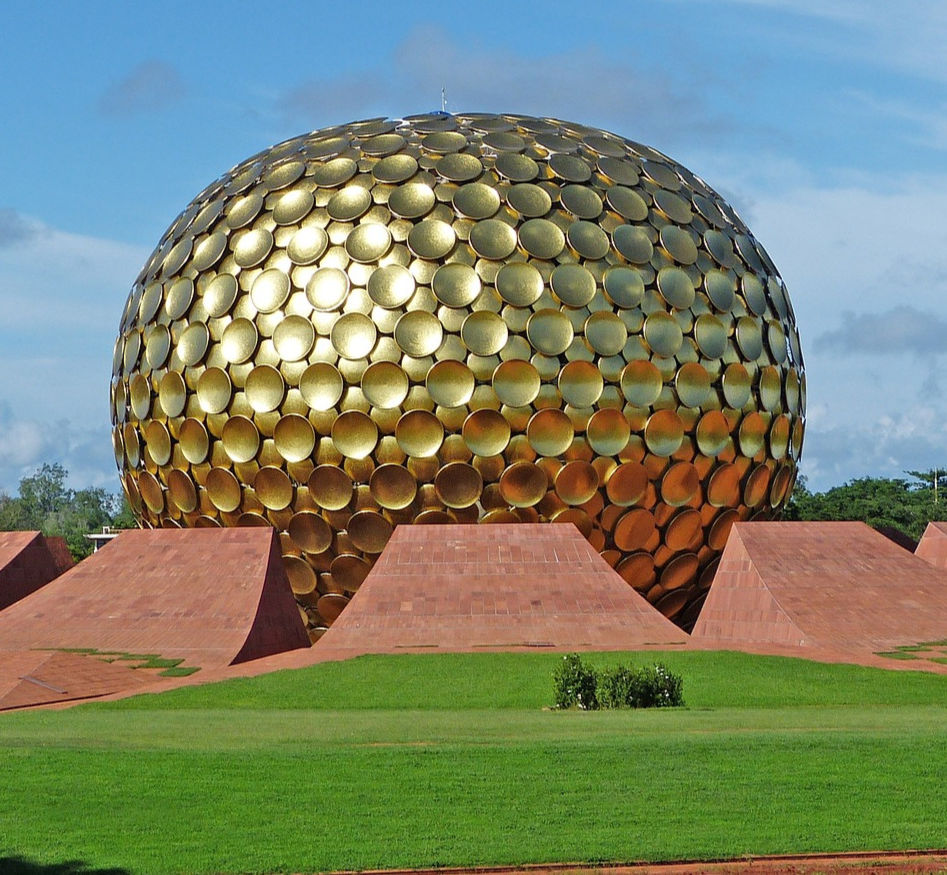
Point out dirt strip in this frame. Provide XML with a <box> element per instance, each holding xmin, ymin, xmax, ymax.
<box><xmin>328</xmin><ymin>851</ymin><xmax>947</xmax><ymax>875</ymax></box>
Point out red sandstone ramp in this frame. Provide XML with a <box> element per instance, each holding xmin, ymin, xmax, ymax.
<box><xmin>317</xmin><ymin>524</ymin><xmax>688</xmax><ymax>655</ymax></box>
<box><xmin>691</xmin><ymin>522</ymin><xmax>947</xmax><ymax>651</ymax></box>
<box><xmin>0</xmin><ymin>531</ymin><xmax>72</xmax><ymax>611</ymax></box>
<box><xmin>0</xmin><ymin>650</ymin><xmax>153</xmax><ymax>711</ymax></box>
<box><xmin>915</xmin><ymin>520</ymin><xmax>947</xmax><ymax>569</ymax></box>
<box><xmin>0</xmin><ymin>528</ymin><xmax>309</xmax><ymax>668</ymax></box>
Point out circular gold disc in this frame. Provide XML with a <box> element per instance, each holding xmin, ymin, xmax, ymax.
<box><xmin>394</xmin><ymin>310</ymin><xmax>443</xmax><ymax>357</ymax></box>
<box><xmin>396</xmin><ymin>409</ymin><xmax>444</xmax><ymax>457</ymax></box>
<box><xmin>289</xmin><ymin>511</ymin><xmax>333</xmax><ymax>554</ymax></box>
<box><xmin>555</xmin><ymin>461</ymin><xmax>599</xmax><ymax>505</ymax></box>
<box><xmin>179</xmin><ymin>418</ymin><xmax>209</xmax><ymax>464</ymax></box>
<box><xmin>527</xmin><ymin>310</ymin><xmax>573</xmax><ymax>356</ymax></box>
<box><xmin>586</xmin><ymin>408</ymin><xmax>630</xmax><ymax>456</ymax></box>
<box><xmin>308</xmin><ymin>465</ymin><xmax>354</xmax><ymax>511</ymax></box>
<box><xmin>197</xmin><ymin>367</ymin><xmax>232</xmax><ymax>414</ymax></box>
<box><xmin>550</xmin><ymin>264</ymin><xmax>595</xmax><ymax>307</ymax></box>
<box><xmin>432</xmin><ymin>263</ymin><xmax>482</xmax><ymax>307</ymax></box>
<box><xmin>644</xmin><ymin>409</ymin><xmax>685</xmax><ymax>456</ymax></box>
<box><xmin>332</xmin><ymin>411</ymin><xmax>378</xmax><ymax>459</ymax></box>
<box><xmin>462</xmin><ymin>311</ymin><xmax>508</xmax><ymax>355</ymax></box>
<box><xmin>463</xmin><ymin>408</ymin><xmax>511</xmax><ymax>456</ymax></box>
<box><xmin>347</xmin><ymin>511</ymin><xmax>393</xmax><ymax>554</ymax></box>
<box><xmin>245</xmin><ymin>365</ymin><xmax>285</xmax><ymax>413</ymax></box>
<box><xmin>370</xmin><ymin>464</ymin><xmax>418</xmax><ymax>510</ymax></box>
<box><xmin>206</xmin><ymin>467</ymin><xmax>242</xmax><ymax>513</ymax></box>
<box><xmin>493</xmin><ymin>359</ymin><xmax>541</xmax><ymax>407</ymax></box>
<box><xmin>661</xmin><ymin>461</ymin><xmax>700</xmax><ymax>506</ymax></box>
<box><xmin>435</xmin><ymin>462</ymin><xmax>483</xmax><ymax>508</ymax></box>
<box><xmin>274</xmin><ymin>413</ymin><xmax>316</xmax><ymax>463</ymax></box>
<box><xmin>559</xmin><ymin>361</ymin><xmax>603</xmax><ymax>407</ymax></box>
<box><xmin>221</xmin><ymin>415</ymin><xmax>260</xmax><ymax>463</ymax></box>
<box><xmin>178</xmin><ymin>323</ymin><xmax>209</xmax><ymax>366</ymax></box>
<box><xmin>361</xmin><ymin>361</ymin><xmax>409</xmax><ymax>408</ymax></box>
<box><xmin>495</xmin><ymin>262</ymin><xmax>543</xmax><ymax>307</ymax></box>
<box><xmin>300</xmin><ymin>362</ymin><xmax>344</xmax><ymax>412</ymax></box>
<box><xmin>427</xmin><ymin>360</ymin><xmax>476</xmax><ymax>407</ymax></box>
<box><xmin>368</xmin><ymin>264</ymin><xmax>415</xmax><ymax>308</ymax></box>
<box><xmin>499</xmin><ymin>462</ymin><xmax>548</xmax><ymax>508</ymax></box>
<box><xmin>331</xmin><ymin>313</ymin><xmax>376</xmax><ymax>359</ymax></box>
<box><xmin>621</xmin><ymin>360</ymin><xmax>663</xmax><ymax>407</ymax></box>
<box><xmin>254</xmin><ymin>466</ymin><xmax>294</xmax><ymax>510</ymax></box>
<box><xmin>606</xmin><ymin>463</ymin><xmax>648</xmax><ymax>506</ymax></box>
<box><xmin>527</xmin><ymin>409</ymin><xmax>574</xmax><ymax>457</ymax></box>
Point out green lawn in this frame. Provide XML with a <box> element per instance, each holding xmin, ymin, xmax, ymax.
<box><xmin>0</xmin><ymin>651</ymin><xmax>944</xmax><ymax>874</ymax></box>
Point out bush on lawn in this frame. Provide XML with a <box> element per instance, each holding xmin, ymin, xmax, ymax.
<box><xmin>554</xmin><ymin>654</ymin><xmax>684</xmax><ymax>710</ymax></box>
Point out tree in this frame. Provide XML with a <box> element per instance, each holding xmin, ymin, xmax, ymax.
<box><xmin>0</xmin><ymin>464</ymin><xmax>133</xmax><ymax>560</ymax></box>
<box><xmin>784</xmin><ymin>474</ymin><xmax>947</xmax><ymax>540</ymax></box>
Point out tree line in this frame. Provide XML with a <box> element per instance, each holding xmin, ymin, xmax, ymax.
<box><xmin>0</xmin><ymin>463</ymin><xmax>135</xmax><ymax>560</ymax></box>
<box><xmin>784</xmin><ymin>470</ymin><xmax>947</xmax><ymax>541</ymax></box>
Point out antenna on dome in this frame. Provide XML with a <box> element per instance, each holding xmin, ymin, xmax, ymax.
<box><xmin>441</xmin><ymin>87</ymin><xmax>447</xmax><ymax>113</ymax></box>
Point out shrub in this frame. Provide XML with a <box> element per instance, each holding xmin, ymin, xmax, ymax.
<box><xmin>553</xmin><ymin>653</ymin><xmax>599</xmax><ymax>710</ymax></box>
<box><xmin>554</xmin><ymin>656</ymin><xmax>684</xmax><ymax>710</ymax></box>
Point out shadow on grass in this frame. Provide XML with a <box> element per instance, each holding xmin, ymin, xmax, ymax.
<box><xmin>0</xmin><ymin>859</ymin><xmax>130</xmax><ymax>874</ymax></box>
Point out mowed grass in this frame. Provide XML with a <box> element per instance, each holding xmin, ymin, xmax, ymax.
<box><xmin>0</xmin><ymin>651</ymin><xmax>944</xmax><ymax>874</ymax></box>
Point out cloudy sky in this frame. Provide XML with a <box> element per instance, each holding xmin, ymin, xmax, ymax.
<box><xmin>1</xmin><ymin>0</ymin><xmax>945</xmax><ymax>495</ymax></box>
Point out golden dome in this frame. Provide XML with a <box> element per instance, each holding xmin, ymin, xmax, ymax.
<box><xmin>111</xmin><ymin>113</ymin><xmax>805</xmax><ymax>635</ymax></box>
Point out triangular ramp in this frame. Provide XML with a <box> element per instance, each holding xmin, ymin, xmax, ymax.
<box><xmin>915</xmin><ymin>520</ymin><xmax>947</xmax><ymax>569</ymax></box>
<box><xmin>317</xmin><ymin>523</ymin><xmax>688</xmax><ymax>655</ymax></box>
<box><xmin>691</xmin><ymin>522</ymin><xmax>947</xmax><ymax>650</ymax></box>
<box><xmin>0</xmin><ymin>531</ymin><xmax>73</xmax><ymax>611</ymax></box>
<box><xmin>0</xmin><ymin>528</ymin><xmax>309</xmax><ymax>669</ymax></box>
<box><xmin>0</xmin><ymin>650</ymin><xmax>153</xmax><ymax>711</ymax></box>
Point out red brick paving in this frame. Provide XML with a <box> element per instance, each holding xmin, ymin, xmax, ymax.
<box><xmin>691</xmin><ymin>522</ymin><xmax>947</xmax><ymax>653</ymax></box>
<box><xmin>0</xmin><ymin>527</ymin><xmax>309</xmax><ymax>672</ymax></box>
<box><xmin>0</xmin><ymin>531</ymin><xmax>71</xmax><ymax>611</ymax></box>
<box><xmin>316</xmin><ymin>524</ymin><xmax>689</xmax><ymax>655</ymax></box>
<box><xmin>335</xmin><ymin>851</ymin><xmax>947</xmax><ymax>874</ymax></box>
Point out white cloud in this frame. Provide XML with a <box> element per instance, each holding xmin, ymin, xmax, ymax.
<box><xmin>0</xmin><ymin>216</ymin><xmax>145</xmax><ymax>493</ymax></box>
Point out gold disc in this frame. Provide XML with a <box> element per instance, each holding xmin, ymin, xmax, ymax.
<box><xmin>493</xmin><ymin>359</ymin><xmax>541</xmax><ymax>407</ymax></box>
<box><xmin>254</xmin><ymin>466</ymin><xmax>294</xmax><ymax>510</ymax></box>
<box><xmin>308</xmin><ymin>465</ymin><xmax>354</xmax><ymax>511</ymax></box>
<box><xmin>555</xmin><ymin>461</ymin><xmax>599</xmax><ymax>505</ymax></box>
<box><xmin>427</xmin><ymin>360</ymin><xmax>476</xmax><ymax>407</ymax></box>
<box><xmin>434</xmin><ymin>462</ymin><xmax>483</xmax><ymax>509</ymax></box>
<box><xmin>396</xmin><ymin>409</ymin><xmax>444</xmax><ymax>457</ymax></box>
<box><xmin>274</xmin><ymin>414</ymin><xmax>316</xmax><ymax>463</ymax></box>
<box><xmin>462</xmin><ymin>408</ymin><xmax>511</xmax><ymax>456</ymax></box>
<box><xmin>526</xmin><ymin>409</ymin><xmax>574</xmax><ymax>457</ymax></box>
<box><xmin>361</xmin><ymin>361</ymin><xmax>409</xmax><ymax>408</ymax></box>
<box><xmin>499</xmin><ymin>462</ymin><xmax>548</xmax><ymax>508</ymax></box>
<box><xmin>347</xmin><ymin>511</ymin><xmax>393</xmax><ymax>554</ymax></box>
<box><xmin>332</xmin><ymin>411</ymin><xmax>378</xmax><ymax>460</ymax></box>
<box><xmin>370</xmin><ymin>463</ymin><xmax>418</xmax><ymax>510</ymax></box>
<box><xmin>289</xmin><ymin>511</ymin><xmax>333</xmax><ymax>554</ymax></box>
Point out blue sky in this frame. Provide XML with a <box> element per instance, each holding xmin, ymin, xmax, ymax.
<box><xmin>1</xmin><ymin>0</ymin><xmax>945</xmax><ymax>494</ymax></box>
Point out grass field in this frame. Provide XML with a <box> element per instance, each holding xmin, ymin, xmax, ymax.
<box><xmin>0</xmin><ymin>651</ymin><xmax>944</xmax><ymax>874</ymax></box>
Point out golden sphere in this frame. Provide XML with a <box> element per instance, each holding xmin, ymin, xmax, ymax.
<box><xmin>111</xmin><ymin>113</ymin><xmax>805</xmax><ymax>633</ymax></box>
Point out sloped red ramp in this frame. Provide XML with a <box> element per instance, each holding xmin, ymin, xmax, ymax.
<box><xmin>0</xmin><ymin>528</ymin><xmax>309</xmax><ymax>669</ymax></box>
<box><xmin>0</xmin><ymin>531</ymin><xmax>74</xmax><ymax>611</ymax></box>
<box><xmin>0</xmin><ymin>650</ymin><xmax>153</xmax><ymax>711</ymax></box>
<box><xmin>915</xmin><ymin>520</ymin><xmax>947</xmax><ymax>569</ymax></box>
<box><xmin>317</xmin><ymin>523</ymin><xmax>688</xmax><ymax>655</ymax></box>
<box><xmin>691</xmin><ymin>522</ymin><xmax>947</xmax><ymax>650</ymax></box>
